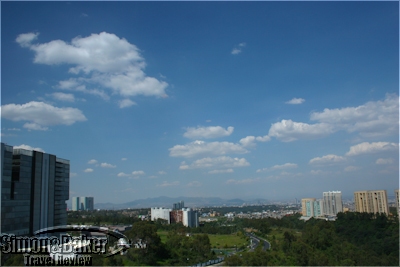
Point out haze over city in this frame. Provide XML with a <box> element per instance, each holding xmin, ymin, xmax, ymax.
<box><xmin>1</xmin><ymin>2</ymin><xmax>398</xmax><ymax>204</ymax></box>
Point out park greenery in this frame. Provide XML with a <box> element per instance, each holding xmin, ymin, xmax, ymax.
<box><xmin>1</xmin><ymin>210</ymin><xmax>399</xmax><ymax>266</ymax></box>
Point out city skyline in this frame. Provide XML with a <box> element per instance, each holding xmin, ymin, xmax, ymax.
<box><xmin>1</xmin><ymin>2</ymin><xmax>399</xmax><ymax>204</ymax></box>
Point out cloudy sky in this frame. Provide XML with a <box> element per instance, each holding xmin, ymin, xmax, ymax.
<box><xmin>1</xmin><ymin>2</ymin><xmax>398</xmax><ymax>204</ymax></box>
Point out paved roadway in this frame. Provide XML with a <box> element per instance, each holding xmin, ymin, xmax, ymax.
<box><xmin>245</xmin><ymin>233</ymin><xmax>271</xmax><ymax>251</ymax></box>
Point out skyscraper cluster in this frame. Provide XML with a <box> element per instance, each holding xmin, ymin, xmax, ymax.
<box><xmin>1</xmin><ymin>143</ymin><xmax>69</xmax><ymax>236</ymax></box>
<box><xmin>301</xmin><ymin>191</ymin><xmax>343</xmax><ymax>220</ymax></box>
<box><xmin>151</xmin><ymin>201</ymin><xmax>199</xmax><ymax>227</ymax></box>
<box><xmin>71</xmin><ymin>196</ymin><xmax>94</xmax><ymax>211</ymax></box>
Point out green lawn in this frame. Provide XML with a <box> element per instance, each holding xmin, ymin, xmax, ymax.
<box><xmin>157</xmin><ymin>230</ymin><xmax>169</xmax><ymax>243</ymax></box>
<box><xmin>208</xmin><ymin>233</ymin><xmax>248</xmax><ymax>249</ymax></box>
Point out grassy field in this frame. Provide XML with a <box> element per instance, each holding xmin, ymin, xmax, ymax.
<box><xmin>157</xmin><ymin>231</ymin><xmax>248</xmax><ymax>249</ymax></box>
<box><xmin>207</xmin><ymin>234</ymin><xmax>248</xmax><ymax>249</ymax></box>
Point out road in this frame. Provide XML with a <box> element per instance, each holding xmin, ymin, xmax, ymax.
<box><xmin>245</xmin><ymin>233</ymin><xmax>271</xmax><ymax>251</ymax></box>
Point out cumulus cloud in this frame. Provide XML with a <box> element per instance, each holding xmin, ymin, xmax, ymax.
<box><xmin>286</xmin><ymin>98</ymin><xmax>305</xmax><ymax>104</ymax></box>
<box><xmin>117</xmin><ymin>172</ymin><xmax>130</xmax><ymax>177</ymax></box>
<box><xmin>179</xmin><ymin>156</ymin><xmax>250</xmax><ymax>170</ymax></box>
<box><xmin>376</xmin><ymin>158</ymin><xmax>394</xmax><ymax>165</ymax></box>
<box><xmin>271</xmin><ymin>163</ymin><xmax>298</xmax><ymax>170</ymax></box>
<box><xmin>158</xmin><ymin>171</ymin><xmax>166</xmax><ymax>175</ymax></box>
<box><xmin>16</xmin><ymin>32</ymin><xmax>39</xmax><ymax>47</ymax></box>
<box><xmin>239</xmin><ymin>135</ymin><xmax>271</xmax><ymax>148</ymax></box>
<box><xmin>184</xmin><ymin>126</ymin><xmax>234</xmax><ymax>139</ymax></box>
<box><xmin>121</xmin><ymin>158</ymin><xmax>127</xmax><ymax>161</ymax></box>
<box><xmin>309</xmin><ymin>154</ymin><xmax>346</xmax><ymax>165</ymax></box>
<box><xmin>88</xmin><ymin>159</ymin><xmax>97</xmax><ymax>164</ymax></box>
<box><xmin>346</xmin><ymin>142</ymin><xmax>399</xmax><ymax>156</ymax></box>
<box><xmin>310</xmin><ymin>94</ymin><xmax>399</xmax><ymax>138</ymax></box>
<box><xmin>132</xmin><ymin>170</ymin><xmax>145</xmax><ymax>176</ymax></box>
<box><xmin>50</xmin><ymin>92</ymin><xmax>75</xmax><ymax>102</ymax></box>
<box><xmin>14</xmin><ymin>144</ymin><xmax>45</xmax><ymax>153</ymax></box>
<box><xmin>209</xmin><ymin>169</ymin><xmax>234</xmax><ymax>174</ymax></box>
<box><xmin>16</xmin><ymin>32</ymin><xmax>168</xmax><ymax>103</ymax></box>
<box><xmin>169</xmin><ymin>140</ymin><xmax>248</xmax><ymax>158</ymax></box>
<box><xmin>119</xmin><ymin>99</ymin><xmax>136</xmax><ymax>108</ymax></box>
<box><xmin>231</xmin><ymin>42</ymin><xmax>246</xmax><ymax>55</ymax></box>
<box><xmin>268</xmin><ymin>94</ymin><xmax>399</xmax><ymax>142</ymax></box>
<box><xmin>157</xmin><ymin>181</ymin><xmax>180</xmax><ymax>187</ymax></box>
<box><xmin>84</xmin><ymin>168</ymin><xmax>93</xmax><ymax>173</ymax></box>
<box><xmin>100</xmin><ymin>162</ymin><xmax>116</xmax><ymax>168</ymax></box>
<box><xmin>1</xmin><ymin>101</ymin><xmax>86</xmax><ymax>130</ymax></box>
<box><xmin>269</xmin><ymin>120</ymin><xmax>334</xmax><ymax>142</ymax></box>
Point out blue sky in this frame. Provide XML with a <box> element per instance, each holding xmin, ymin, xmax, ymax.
<box><xmin>1</xmin><ymin>1</ymin><xmax>399</xmax><ymax>204</ymax></box>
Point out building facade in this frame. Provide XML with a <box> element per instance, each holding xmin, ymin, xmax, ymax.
<box><xmin>395</xmin><ymin>189</ymin><xmax>399</xmax><ymax>215</ymax></box>
<box><xmin>354</xmin><ymin>190</ymin><xmax>389</xmax><ymax>215</ymax></box>
<box><xmin>323</xmin><ymin>191</ymin><xmax>343</xmax><ymax>216</ymax></box>
<box><xmin>173</xmin><ymin>200</ymin><xmax>185</xmax><ymax>210</ymax></box>
<box><xmin>72</xmin><ymin>196</ymin><xmax>94</xmax><ymax>211</ymax></box>
<box><xmin>151</xmin><ymin>207</ymin><xmax>172</xmax><ymax>223</ymax></box>
<box><xmin>301</xmin><ymin>198</ymin><xmax>324</xmax><ymax>218</ymax></box>
<box><xmin>1</xmin><ymin>143</ymin><xmax>70</xmax><ymax>236</ymax></box>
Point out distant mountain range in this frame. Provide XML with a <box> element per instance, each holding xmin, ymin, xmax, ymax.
<box><xmin>94</xmin><ymin>196</ymin><xmax>270</xmax><ymax>210</ymax></box>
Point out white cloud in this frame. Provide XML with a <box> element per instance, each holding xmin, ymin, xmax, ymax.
<box><xmin>100</xmin><ymin>162</ymin><xmax>116</xmax><ymax>168</ymax></box>
<box><xmin>271</xmin><ymin>163</ymin><xmax>298</xmax><ymax>170</ymax></box>
<box><xmin>158</xmin><ymin>171</ymin><xmax>166</xmax><ymax>175</ymax></box>
<box><xmin>119</xmin><ymin>99</ymin><xmax>136</xmax><ymax>108</ymax></box>
<box><xmin>209</xmin><ymin>169</ymin><xmax>234</xmax><ymax>174</ymax></box>
<box><xmin>169</xmin><ymin>140</ymin><xmax>248</xmax><ymax>158</ymax></box>
<box><xmin>310</xmin><ymin>94</ymin><xmax>399</xmax><ymax>138</ymax></box>
<box><xmin>51</xmin><ymin>92</ymin><xmax>75</xmax><ymax>102</ymax></box>
<box><xmin>179</xmin><ymin>156</ymin><xmax>250</xmax><ymax>170</ymax></box>
<box><xmin>1</xmin><ymin>101</ymin><xmax>87</xmax><ymax>130</ymax></box>
<box><xmin>376</xmin><ymin>158</ymin><xmax>394</xmax><ymax>165</ymax></box>
<box><xmin>269</xmin><ymin>119</ymin><xmax>334</xmax><ymax>142</ymax></box>
<box><xmin>239</xmin><ymin>136</ymin><xmax>256</xmax><ymax>147</ymax></box>
<box><xmin>231</xmin><ymin>42</ymin><xmax>246</xmax><ymax>55</ymax></box>
<box><xmin>132</xmin><ymin>170</ymin><xmax>145</xmax><ymax>176</ymax></box>
<box><xmin>23</xmin><ymin>123</ymin><xmax>48</xmax><ymax>131</ymax></box>
<box><xmin>157</xmin><ymin>181</ymin><xmax>180</xmax><ymax>187</ymax></box>
<box><xmin>344</xmin><ymin>166</ymin><xmax>360</xmax><ymax>172</ymax></box>
<box><xmin>187</xmin><ymin>181</ymin><xmax>202</xmax><ymax>187</ymax></box>
<box><xmin>57</xmin><ymin>79</ymin><xmax>109</xmax><ymax>100</ymax></box>
<box><xmin>121</xmin><ymin>158</ymin><xmax>127</xmax><ymax>161</ymax></box>
<box><xmin>346</xmin><ymin>142</ymin><xmax>399</xmax><ymax>156</ymax></box>
<box><xmin>239</xmin><ymin>135</ymin><xmax>271</xmax><ymax>148</ymax></box>
<box><xmin>14</xmin><ymin>144</ymin><xmax>45</xmax><ymax>153</ymax></box>
<box><xmin>309</xmin><ymin>154</ymin><xmax>346</xmax><ymax>165</ymax></box>
<box><xmin>286</xmin><ymin>98</ymin><xmax>305</xmax><ymax>104</ymax></box>
<box><xmin>88</xmin><ymin>159</ymin><xmax>97</xmax><ymax>164</ymax></box>
<box><xmin>16</xmin><ymin>32</ymin><xmax>39</xmax><ymax>47</ymax></box>
<box><xmin>84</xmin><ymin>168</ymin><xmax>94</xmax><ymax>173</ymax></box>
<box><xmin>70</xmin><ymin>173</ymin><xmax>77</xmax><ymax>178</ymax></box>
<box><xmin>117</xmin><ymin>172</ymin><xmax>130</xmax><ymax>177</ymax></box>
<box><xmin>184</xmin><ymin>126</ymin><xmax>234</xmax><ymax>139</ymax></box>
<box><xmin>17</xmin><ymin>32</ymin><xmax>168</xmax><ymax>102</ymax></box>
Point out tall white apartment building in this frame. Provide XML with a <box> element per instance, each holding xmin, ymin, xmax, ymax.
<box><xmin>151</xmin><ymin>207</ymin><xmax>172</xmax><ymax>223</ymax></box>
<box><xmin>323</xmin><ymin>191</ymin><xmax>343</xmax><ymax>216</ymax></box>
<box><xmin>182</xmin><ymin>208</ymin><xmax>199</xmax><ymax>228</ymax></box>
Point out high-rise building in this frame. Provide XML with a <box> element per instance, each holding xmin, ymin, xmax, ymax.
<box><xmin>72</xmin><ymin>196</ymin><xmax>94</xmax><ymax>211</ymax></box>
<box><xmin>301</xmin><ymin>198</ymin><xmax>324</xmax><ymax>218</ymax></box>
<box><xmin>323</xmin><ymin>191</ymin><xmax>343</xmax><ymax>216</ymax></box>
<box><xmin>301</xmin><ymin>198</ymin><xmax>316</xmax><ymax>217</ymax></box>
<box><xmin>1</xmin><ymin>143</ymin><xmax>70</xmax><ymax>236</ymax></box>
<box><xmin>182</xmin><ymin>208</ymin><xmax>199</xmax><ymax>228</ymax></box>
<box><xmin>151</xmin><ymin>207</ymin><xmax>172</xmax><ymax>223</ymax></box>
<box><xmin>395</xmin><ymin>190</ymin><xmax>399</xmax><ymax>215</ymax></box>
<box><xmin>173</xmin><ymin>200</ymin><xmax>185</xmax><ymax>210</ymax></box>
<box><xmin>354</xmin><ymin>190</ymin><xmax>389</xmax><ymax>215</ymax></box>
